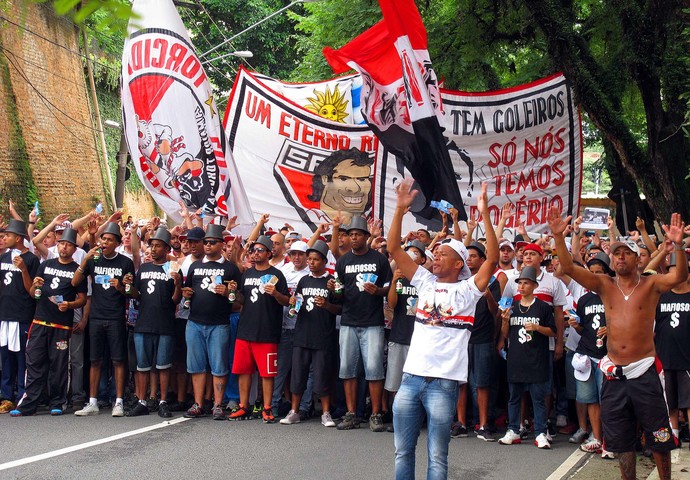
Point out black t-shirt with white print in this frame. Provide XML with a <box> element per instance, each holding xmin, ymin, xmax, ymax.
<box><xmin>0</xmin><ymin>250</ymin><xmax>40</xmax><ymax>323</ymax></box>
<box><xmin>34</xmin><ymin>259</ymin><xmax>86</xmax><ymax>327</ymax></box>
<box><xmin>83</xmin><ymin>253</ymin><xmax>135</xmax><ymax>322</ymax></box>
<box><xmin>389</xmin><ymin>277</ymin><xmax>417</xmax><ymax>345</ymax></box>
<box><xmin>575</xmin><ymin>291</ymin><xmax>607</xmax><ymax>359</ymax></box>
<box><xmin>185</xmin><ymin>258</ymin><xmax>242</xmax><ymax>326</ymax></box>
<box><xmin>237</xmin><ymin>266</ymin><xmax>289</xmax><ymax>343</ymax></box>
<box><xmin>293</xmin><ymin>273</ymin><xmax>338</xmax><ymax>350</ymax></box>
<box><xmin>134</xmin><ymin>262</ymin><xmax>177</xmax><ymax>335</ymax></box>
<box><xmin>335</xmin><ymin>248</ymin><xmax>392</xmax><ymax>328</ymax></box>
<box><xmin>506</xmin><ymin>298</ymin><xmax>555</xmax><ymax>384</ymax></box>
<box><xmin>655</xmin><ymin>291</ymin><xmax>690</xmax><ymax>370</ymax></box>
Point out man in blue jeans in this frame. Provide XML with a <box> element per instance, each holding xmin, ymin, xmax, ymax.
<box><xmin>387</xmin><ymin>179</ymin><xmax>498</xmax><ymax>479</ymax></box>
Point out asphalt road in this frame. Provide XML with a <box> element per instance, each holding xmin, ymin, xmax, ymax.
<box><xmin>0</xmin><ymin>410</ymin><xmax>581</xmax><ymax>480</ymax></box>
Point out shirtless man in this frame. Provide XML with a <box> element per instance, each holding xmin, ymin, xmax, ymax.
<box><xmin>548</xmin><ymin>207</ymin><xmax>687</xmax><ymax>480</ymax></box>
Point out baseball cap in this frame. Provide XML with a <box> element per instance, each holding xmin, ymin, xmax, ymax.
<box><xmin>286</xmin><ymin>231</ymin><xmax>302</xmax><ymax>240</ymax></box>
<box><xmin>499</xmin><ymin>240</ymin><xmax>515</xmax><ymax>251</ymax></box>
<box><xmin>184</xmin><ymin>227</ymin><xmax>205</xmax><ymax>241</ymax></box>
<box><xmin>438</xmin><ymin>238</ymin><xmax>471</xmax><ymax>280</ymax></box>
<box><xmin>466</xmin><ymin>241</ymin><xmax>486</xmax><ymax>259</ymax></box>
<box><xmin>610</xmin><ymin>240</ymin><xmax>640</xmax><ymax>256</ymax></box>
<box><xmin>571</xmin><ymin>353</ymin><xmax>591</xmax><ymax>382</ymax></box>
<box><xmin>287</xmin><ymin>240</ymin><xmax>308</xmax><ymax>253</ymax></box>
<box><xmin>404</xmin><ymin>240</ymin><xmax>427</xmax><ymax>262</ymax></box>
<box><xmin>587</xmin><ymin>252</ymin><xmax>614</xmax><ymax>276</ymax></box>
<box><xmin>523</xmin><ymin>243</ymin><xmax>544</xmax><ymax>256</ymax></box>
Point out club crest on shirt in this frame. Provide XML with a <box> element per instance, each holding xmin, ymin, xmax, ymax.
<box><xmin>55</xmin><ymin>340</ymin><xmax>68</xmax><ymax>350</ymax></box>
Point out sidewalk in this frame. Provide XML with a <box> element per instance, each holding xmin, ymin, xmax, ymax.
<box><xmin>567</xmin><ymin>446</ymin><xmax>690</xmax><ymax>480</ymax></box>
<box><xmin>647</xmin><ymin>446</ymin><xmax>690</xmax><ymax>480</ymax></box>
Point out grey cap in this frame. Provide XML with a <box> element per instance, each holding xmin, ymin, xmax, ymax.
<box><xmin>204</xmin><ymin>224</ymin><xmax>225</xmax><ymax>240</ymax></box>
<box><xmin>346</xmin><ymin>217</ymin><xmax>369</xmax><ymax>235</ymax></box>
<box><xmin>307</xmin><ymin>240</ymin><xmax>330</xmax><ymax>260</ymax></box>
<box><xmin>466</xmin><ymin>241</ymin><xmax>486</xmax><ymax>259</ymax></box>
<box><xmin>404</xmin><ymin>240</ymin><xmax>427</xmax><ymax>262</ymax></box>
<box><xmin>4</xmin><ymin>218</ymin><xmax>27</xmax><ymax>238</ymax></box>
<box><xmin>102</xmin><ymin>222</ymin><xmax>122</xmax><ymax>241</ymax></box>
<box><xmin>250</xmin><ymin>235</ymin><xmax>273</xmax><ymax>252</ymax></box>
<box><xmin>57</xmin><ymin>227</ymin><xmax>78</xmax><ymax>246</ymax></box>
<box><xmin>587</xmin><ymin>252</ymin><xmax>614</xmax><ymax>276</ymax></box>
<box><xmin>515</xmin><ymin>266</ymin><xmax>539</xmax><ymax>284</ymax></box>
<box><xmin>149</xmin><ymin>227</ymin><xmax>172</xmax><ymax>247</ymax></box>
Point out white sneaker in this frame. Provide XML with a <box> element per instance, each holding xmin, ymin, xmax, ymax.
<box><xmin>601</xmin><ymin>448</ymin><xmax>615</xmax><ymax>460</ymax></box>
<box><xmin>279</xmin><ymin>409</ymin><xmax>301</xmax><ymax>425</ymax></box>
<box><xmin>535</xmin><ymin>433</ymin><xmax>551</xmax><ymax>449</ymax></box>
<box><xmin>498</xmin><ymin>429</ymin><xmax>522</xmax><ymax>445</ymax></box>
<box><xmin>545</xmin><ymin>432</ymin><xmax>554</xmax><ymax>443</ymax></box>
<box><xmin>569</xmin><ymin>428</ymin><xmax>588</xmax><ymax>444</ymax></box>
<box><xmin>112</xmin><ymin>403</ymin><xmax>124</xmax><ymax>417</ymax></box>
<box><xmin>556</xmin><ymin>414</ymin><xmax>568</xmax><ymax>427</ymax></box>
<box><xmin>74</xmin><ymin>403</ymin><xmax>100</xmax><ymax>416</ymax></box>
<box><xmin>321</xmin><ymin>412</ymin><xmax>336</xmax><ymax>427</ymax></box>
<box><xmin>580</xmin><ymin>438</ymin><xmax>602</xmax><ymax>453</ymax></box>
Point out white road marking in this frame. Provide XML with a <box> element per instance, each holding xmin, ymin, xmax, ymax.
<box><xmin>0</xmin><ymin>417</ymin><xmax>190</xmax><ymax>471</ymax></box>
<box><xmin>545</xmin><ymin>448</ymin><xmax>589</xmax><ymax>480</ymax></box>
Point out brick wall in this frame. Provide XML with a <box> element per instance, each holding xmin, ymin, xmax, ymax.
<box><xmin>0</xmin><ymin>0</ymin><xmax>109</xmax><ymax>219</ymax></box>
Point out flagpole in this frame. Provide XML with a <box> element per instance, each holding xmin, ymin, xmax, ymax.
<box><xmin>199</xmin><ymin>0</ymin><xmax>321</xmax><ymax>60</ymax></box>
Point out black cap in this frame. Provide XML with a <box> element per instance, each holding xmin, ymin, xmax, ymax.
<box><xmin>586</xmin><ymin>252</ymin><xmax>614</xmax><ymax>276</ymax></box>
<box><xmin>204</xmin><ymin>224</ymin><xmax>224</xmax><ymax>240</ymax></box>
<box><xmin>515</xmin><ymin>266</ymin><xmax>539</xmax><ymax>284</ymax></box>
<box><xmin>466</xmin><ymin>241</ymin><xmax>486</xmax><ymax>259</ymax></box>
<box><xmin>404</xmin><ymin>240</ymin><xmax>427</xmax><ymax>262</ymax></box>
<box><xmin>346</xmin><ymin>217</ymin><xmax>369</xmax><ymax>235</ymax></box>
<box><xmin>4</xmin><ymin>218</ymin><xmax>27</xmax><ymax>238</ymax></box>
<box><xmin>307</xmin><ymin>240</ymin><xmax>330</xmax><ymax>260</ymax></box>
<box><xmin>149</xmin><ymin>227</ymin><xmax>172</xmax><ymax>247</ymax></box>
<box><xmin>57</xmin><ymin>227</ymin><xmax>78</xmax><ymax>246</ymax></box>
<box><xmin>102</xmin><ymin>222</ymin><xmax>122</xmax><ymax>241</ymax></box>
<box><xmin>184</xmin><ymin>227</ymin><xmax>205</xmax><ymax>241</ymax></box>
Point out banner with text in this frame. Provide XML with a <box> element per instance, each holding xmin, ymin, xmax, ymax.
<box><xmin>225</xmin><ymin>68</ymin><xmax>582</xmax><ymax>236</ymax></box>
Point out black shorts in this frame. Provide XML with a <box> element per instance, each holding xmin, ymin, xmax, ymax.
<box><xmin>291</xmin><ymin>346</ymin><xmax>334</xmax><ymax>397</ymax></box>
<box><xmin>664</xmin><ymin>369</ymin><xmax>690</xmax><ymax>411</ymax></box>
<box><xmin>89</xmin><ymin>319</ymin><xmax>127</xmax><ymax>363</ymax></box>
<box><xmin>601</xmin><ymin>364</ymin><xmax>677</xmax><ymax>453</ymax></box>
<box><xmin>127</xmin><ymin>328</ymin><xmax>137</xmax><ymax>372</ymax></box>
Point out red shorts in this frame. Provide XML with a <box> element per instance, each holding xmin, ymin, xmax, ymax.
<box><xmin>232</xmin><ymin>339</ymin><xmax>278</xmax><ymax>377</ymax></box>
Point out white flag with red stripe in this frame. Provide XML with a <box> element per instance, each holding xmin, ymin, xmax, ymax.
<box><xmin>121</xmin><ymin>0</ymin><xmax>253</xmax><ymax>229</ymax></box>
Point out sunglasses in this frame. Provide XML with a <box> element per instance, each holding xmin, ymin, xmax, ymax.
<box><xmin>250</xmin><ymin>247</ymin><xmax>268</xmax><ymax>254</ymax></box>
<box><xmin>203</xmin><ymin>239</ymin><xmax>221</xmax><ymax>246</ymax></box>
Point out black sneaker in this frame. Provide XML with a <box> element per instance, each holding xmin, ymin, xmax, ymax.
<box><xmin>369</xmin><ymin>413</ymin><xmax>385</xmax><ymax>432</ymax></box>
<box><xmin>476</xmin><ymin>427</ymin><xmax>496</xmax><ymax>442</ymax></box>
<box><xmin>298</xmin><ymin>410</ymin><xmax>311</xmax><ymax>422</ymax></box>
<box><xmin>547</xmin><ymin>420</ymin><xmax>557</xmax><ymax>438</ymax></box>
<box><xmin>251</xmin><ymin>400</ymin><xmax>263</xmax><ymax>419</ymax></box>
<box><xmin>146</xmin><ymin>397</ymin><xmax>159</xmax><ymax>413</ymax></box>
<box><xmin>169</xmin><ymin>401</ymin><xmax>188</xmax><ymax>412</ymax></box>
<box><xmin>212</xmin><ymin>404</ymin><xmax>226</xmax><ymax>421</ymax></box>
<box><xmin>337</xmin><ymin>412</ymin><xmax>360</xmax><ymax>430</ymax></box>
<box><xmin>158</xmin><ymin>401</ymin><xmax>172</xmax><ymax>418</ymax></box>
<box><xmin>451</xmin><ymin>422</ymin><xmax>468</xmax><ymax>438</ymax></box>
<box><xmin>127</xmin><ymin>402</ymin><xmax>149</xmax><ymax>417</ymax></box>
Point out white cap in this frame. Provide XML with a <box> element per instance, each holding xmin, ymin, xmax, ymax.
<box><xmin>437</xmin><ymin>238</ymin><xmax>471</xmax><ymax>280</ymax></box>
<box><xmin>499</xmin><ymin>240</ymin><xmax>515</xmax><ymax>251</ymax></box>
<box><xmin>610</xmin><ymin>239</ymin><xmax>640</xmax><ymax>256</ymax></box>
<box><xmin>287</xmin><ymin>240</ymin><xmax>308</xmax><ymax>253</ymax></box>
<box><xmin>571</xmin><ymin>353</ymin><xmax>591</xmax><ymax>382</ymax></box>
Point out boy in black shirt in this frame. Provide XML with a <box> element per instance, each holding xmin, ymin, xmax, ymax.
<box><xmin>72</xmin><ymin>222</ymin><xmax>135</xmax><ymax>417</ymax></box>
<box><xmin>12</xmin><ymin>228</ymin><xmax>87</xmax><ymax>416</ymax></box>
<box><xmin>498</xmin><ymin>266</ymin><xmax>556</xmax><ymax>449</ymax></box>
<box><xmin>229</xmin><ymin>235</ymin><xmax>290</xmax><ymax>423</ymax></box>
<box><xmin>280</xmin><ymin>241</ymin><xmax>341</xmax><ymax>427</ymax></box>
<box><xmin>125</xmin><ymin>228</ymin><xmax>182</xmax><ymax>418</ymax></box>
<box><xmin>182</xmin><ymin>225</ymin><xmax>242</xmax><ymax>420</ymax></box>
<box><xmin>0</xmin><ymin>219</ymin><xmax>40</xmax><ymax>414</ymax></box>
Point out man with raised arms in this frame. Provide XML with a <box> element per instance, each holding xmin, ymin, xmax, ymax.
<box><xmin>388</xmin><ymin>179</ymin><xmax>498</xmax><ymax>479</ymax></box>
<box><xmin>548</xmin><ymin>207</ymin><xmax>687</xmax><ymax>480</ymax></box>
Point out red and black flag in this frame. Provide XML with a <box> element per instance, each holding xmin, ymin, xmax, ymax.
<box><xmin>324</xmin><ymin>0</ymin><xmax>465</xmax><ymax>219</ymax></box>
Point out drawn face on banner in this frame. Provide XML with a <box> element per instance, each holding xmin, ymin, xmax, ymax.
<box><xmin>309</xmin><ymin>148</ymin><xmax>374</xmax><ymax>223</ymax></box>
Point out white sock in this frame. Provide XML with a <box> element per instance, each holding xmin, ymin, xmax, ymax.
<box><xmin>139</xmin><ymin>399</ymin><xmax>146</xmax><ymax>406</ymax></box>
<box><xmin>89</xmin><ymin>397</ymin><xmax>97</xmax><ymax>406</ymax></box>
<box><xmin>159</xmin><ymin>400</ymin><xmax>166</xmax><ymax>405</ymax></box>
<box><xmin>115</xmin><ymin>397</ymin><xmax>123</xmax><ymax>406</ymax></box>
<box><xmin>673</xmin><ymin>428</ymin><xmax>680</xmax><ymax>438</ymax></box>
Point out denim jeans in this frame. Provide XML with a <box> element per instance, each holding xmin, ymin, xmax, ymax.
<box><xmin>0</xmin><ymin>323</ymin><xmax>28</xmax><ymax>402</ymax></box>
<box><xmin>507</xmin><ymin>380</ymin><xmax>550</xmax><ymax>435</ymax></box>
<box><xmin>393</xmin><ymin>373</ymin><xmax>458</xmax><ymax>480</ymax></box>
<box><xmin>224</xmin><ymin>313</ymin><xmax>241</xmax><ymax>404</ymax></box>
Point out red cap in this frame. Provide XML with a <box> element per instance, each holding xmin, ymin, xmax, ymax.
<box><xmin>523</xmin><ymin>243</ymin><xmax>544</xmax><ymax>256</ymax></box>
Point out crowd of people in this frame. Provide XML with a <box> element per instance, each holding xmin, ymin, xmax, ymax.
<box><xmin>0</xmin><ymin>188</ymin><xmax>688</xmax><ymax>480</ymax></box>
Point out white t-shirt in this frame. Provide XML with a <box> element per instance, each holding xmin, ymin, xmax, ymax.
<box><xmin>279</xmin><ymin>262</ymin><xmax>309</xmax><ymax>329</ymax></box>
<box><xmin>403</xmin><ymin>266</ymin><xmax>483</xmax><ymax>382</ymax></box>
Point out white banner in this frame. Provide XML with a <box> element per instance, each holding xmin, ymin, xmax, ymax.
<box><xmin>225</xmin><ymin>69</ymin><xmax>582</xmax><ymax>237</ymax></box>
<box><xmin>121</xmin><ymin>0</ymin><xmax>253</xmax><ymax>231</ymax></box>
